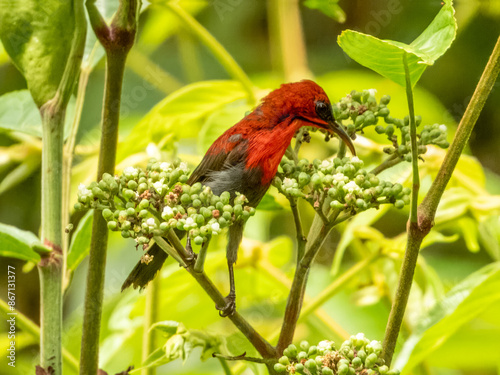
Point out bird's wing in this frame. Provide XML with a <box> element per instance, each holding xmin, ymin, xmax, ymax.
<box><xmin>187</xmin><ymin>135</ymin><xmax>248</xmax><ymax>186</ymax></box>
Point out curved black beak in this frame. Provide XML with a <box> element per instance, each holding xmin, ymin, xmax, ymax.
<box><xmin>326</xmin><ymin>119</ymin><xmax>356</xmax><ymax>156</ymax></box>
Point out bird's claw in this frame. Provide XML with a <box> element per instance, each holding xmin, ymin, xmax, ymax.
<box><xmin>216</xmin><ymin>294</ymin><xmax>236</xmax><ymax>317</ymax></box>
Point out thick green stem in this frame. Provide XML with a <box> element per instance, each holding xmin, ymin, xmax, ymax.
<box><xmin>38</xmin><ymin>107</ymin><xmax>64</xmax><ymax>374</ymax></box>
<box><xmin>382</xmin><ymin>36</ymin><xmax>500</xmax><ymax>365</ymax></box>
<box><xmin>80</xmin><ymin>2</ymin><xmax>138</xmax><ymax>373</ymax></box>
<box><xmin>167</xmin><ymin>3</ymin><xmax>256</xmax><ymax>104</ymax></box>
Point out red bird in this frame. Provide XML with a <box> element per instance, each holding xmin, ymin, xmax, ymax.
<box><xmin>122</xmin><ymin>80</ymin><xmax>356</xmax><ymax>316</ymax></box>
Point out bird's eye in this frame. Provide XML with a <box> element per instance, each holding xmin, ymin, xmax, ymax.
<box><xmin>315</xmin><ymin>100</ymin><xmax>333</xmax><ymax>121</ymax></box>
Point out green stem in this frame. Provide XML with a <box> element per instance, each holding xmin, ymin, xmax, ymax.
<box><xmin>194</xmin><ymin>236</ymin><xmax>211</xmax><ymax>273</ymax></box>
<box><xmin>80</xmin><ymin>2</ymin><xmax>138</xmax><ymax>374</ymax></box>
<box><xmin>276</xmin><ymin>220</ymin><xmax>335</xmax><ymax>354</ymax></box>
<box><xmin>167</xmin><ymin>3</ymin><xmax>256</xmax><ymax>104</ymax></box>
<box><xmin>38</xmin><ymin>107</ymin><xmax>64</xmax><ymax>374</ymax></box>
<box><xmin>382</xmin><ymin>36</ymin><xmax>500</xmax><ymax>365</ymax></box>
<box><xmin>0</xmin><ymin>299</ymin><xmax>79</xmax><ymax>372</ymax></box>
<box><xmin>217</xmin><ymin>357</ymin><xmax>233</xmax><ymax>375</ymax></box>
<box><xmin>288</xmin><ymin>198</ymin><xmax>306</xmax><ymax>262</ymax></box>
<box><xmin>141</xmin><ymin>277</ymin><xmax>159</xmax><ymax>375</ymax></box>
<box><xmin>403</xmin><ymin>53</ymin><xmax>420</xmax><ymax>224</ymax></box>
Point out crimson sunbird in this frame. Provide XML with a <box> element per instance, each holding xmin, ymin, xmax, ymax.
<box><xmin>122</xmin><ymin>80</ymin><xmax>356</xmax><ymax>316</ymax></box>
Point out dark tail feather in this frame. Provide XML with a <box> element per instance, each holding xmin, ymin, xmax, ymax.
<box><xmin>121</xmin><ymin>243</ymin><xmax>168</xmax><ymax>291</ymax></box>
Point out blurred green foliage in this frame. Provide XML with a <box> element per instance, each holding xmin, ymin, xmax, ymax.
<box><xmin>0</xmin><ymin>1</ymin><xmax>499</xmax><ymax>375</ymax></box>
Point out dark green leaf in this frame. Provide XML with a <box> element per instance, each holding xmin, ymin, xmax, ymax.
<box><xmin>256</xmin><ymin>193</ymin><xmax>284</xmax><ymax>211</ymax></box>
<box><xmin>0</xmin><ymin>1</ymin><xmax>76</xmax><ymax>107</ymax></box>
<box><xmin>337</xmin><ymin>0</ymin><xmax>456</xmax><ymax>87</ymax></box>
<box><xmin>0</xmin><ymin>222</ymin><xmax>41</xmax><ymax>262</ymax></box>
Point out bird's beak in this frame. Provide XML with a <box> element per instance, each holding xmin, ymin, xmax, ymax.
<box><xmin>301</xmin><ymin>116</ymin><xmax>356</xmax><ymax>156</ymax></box>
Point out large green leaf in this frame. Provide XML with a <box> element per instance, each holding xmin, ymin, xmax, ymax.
<box><xmin>0</xmin><ymin>1</ymin><xmax>75</xmax><ymax>107</ymax></box>
<box><xmin>117</xmin><ymin>80</ymin><xmax>247</xmax><ymax>161</ymax></box>
<box><xmin>0</xmin><ymin>222</ymin><xmax>42</xmax><ymax>262</ymax></box>
<box><xmin>0</xmin><ymin>90</ymin><xmax>76</xmax><ymax>138</ymax></box>
<box><xmin>394</xmin><ymin>262</ymin><xmax>500</xmax><ymax>373</ymax></box>
<box><xmin>67</xmin><ymin>211</ymin><xmax>93</xmax><ymax>272</ymax></box>
<box><xmin>337</xmin><ymin>0</ymin><xmax>456</xmax><ymax>87</ymax></box>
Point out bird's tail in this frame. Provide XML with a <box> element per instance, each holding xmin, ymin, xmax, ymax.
<box><xmin>121</xmin><ymin>242</ymin><xmax>168</xmax><ymax>291</ymax></box>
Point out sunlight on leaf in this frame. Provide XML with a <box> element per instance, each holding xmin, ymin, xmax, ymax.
<box><xmin>337</xmin><ymin>0</ymin><xmax>456</xmax><ymax>87</ymax></box>
<box><xmin>67</xmin><ymin>211</ymin><xmax>93</xmax><ymax>272</ymax></box>
<box><xmin>0</xmin><ymin>222</ymin><xmax>42</xmax><ymax>262</ymax></box>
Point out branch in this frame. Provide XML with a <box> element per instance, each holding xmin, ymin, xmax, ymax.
<box><xmin>382</xmin><ymin>35</ymin><xmax>500</xmax><ymax>365</ymax></box>
<box><xmin>79</xmin><ymin>2</ymin><xmax>138</xmax><ymax>374</ymax></box>
<box><xmin>153</xmin><ymin>234</ymin><xmax>277</xmax><ymax>359</ymax></box>
<box><xmin>288</xmin><ymin>197</ymin><xmax>306</xmax><ymax>262</ymax></box>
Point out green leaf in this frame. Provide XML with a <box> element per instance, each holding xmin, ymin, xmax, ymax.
<box><xmin>303</xmin><ymin>0</ymin><xmax>346</xmax><ymax>23</ymax></box>
<box><xmin>256</xmin><ymin>193</ymin><xmax>284</xmax><ymax>211</ymax></box>
<box><xmin>67</xmin><ymin>211</ymin><xmax>93</xmax><ymax>272</ymax></box>
<box><xmin>117</xmin><ymin>80</ymin><xmax>247</xmax><ymax>161</ymax></box>
<box><xmin>0</xmin><ymin>1</ymin><xmax>76</xmax><ymax>107</ymax></box>
<box><xmin>395</xmin><ymin>262</ymin><xmax>500</xmax><ymax>373</ymax></box>
<box><xmin>0</xmin><ymin>222</ymin><xmax>42</xmax><ymax>262</ymax></box>
<box><xmin>150</xmin><ymin>320</ymin><xmax>179</xmax><ymax>337</ymax></box>
<box><xmin>0</xmin><ymin>90</ymin><xmax>76</xmax><ymax>138</ymax></box>
<box><xmin>337</xmin><ymin>0</ymin><xmax>456</xmax><ymax>87</ymax></box>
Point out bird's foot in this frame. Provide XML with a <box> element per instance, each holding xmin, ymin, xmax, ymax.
<box><xmin>180</xmin><ymin>238</ymin><xmax>197</xmax><ymax>268</ymax></box>
<box><xmin>216</xmin><ymin>293</ymin><xmax>236</xmax><ymax>317</ymax></box>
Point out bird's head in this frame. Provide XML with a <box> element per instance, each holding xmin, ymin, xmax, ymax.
<box><xmin>259</xmin><ymin>80</ymin><xmax>356</xmax><ymax>155</ymax></box>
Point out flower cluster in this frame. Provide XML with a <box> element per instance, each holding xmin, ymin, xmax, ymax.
<box><xmin>75</xmin><ymin>159</ymin><xmax>255</xmax><ymax>248</ymax></box>
<box><xmin>332</xmin><ymin>90</ymin><xmax>449</xmax><ymax>161</ymax></box>
<box><xmin>274</xmin><ymin>156</ymin><xmax>411</xmax><ymax>213</ymax></box>
<box><xmin>274</xmin><ymin>334</ymin><xmax>400</xmax><ymax>375</ymax></box>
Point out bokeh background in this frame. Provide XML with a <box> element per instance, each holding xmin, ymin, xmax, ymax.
<box><xmin>1</xmin><ymin>0</ymin><xmax>500</xmax><ymax>374</ymax></box>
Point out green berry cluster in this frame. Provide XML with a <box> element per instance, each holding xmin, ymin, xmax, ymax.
<box><xmin>274</xmin><ymin>156</ymin><xmax>411</xmax><ymax>212</ymax></box>
<box><xmin>332</xmin><ymin>90</ymin><xmax>449</xmax><ymax>162</ymax></box>
<box><xmin>75</xmin><ymin>159</ymin><xmax>255</xmax><ymax>249</ymax></box>
<box><xmin>274</xmin><ymin>334</ymin><xmax>400</xmax><ymax>375</ymax></box>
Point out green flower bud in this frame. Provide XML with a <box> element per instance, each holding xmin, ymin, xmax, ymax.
<box><xmin>286</xmin><ymin>344</ymin><xmax>297</xmax><ymax>358</ymax></box>
<box><xmin>297</xmin><ymin>351</ymin><xmax>308</xmax><ymax>361</ymax></box>
<box><xmin>126</xmin><ymin>207</ymin><xmax>135</xmax><ymax>217</ymax></box>
<box><xmin>191</xmin><ymin>182</ymin><xmax>202</xmax><ymax>194</ymax></box>
<box><xmin>179</xmin><ymin>175</ymin><xmax>188</xmax><ymax>183</ymax></box>
<box><xmin>223</xmin><ymin>204</ymin><xmax>233</xmax><ymax>213</ymax></box>
<box><xmin>102</xmin><ymin>208</ymin><xmax>113</xmax><ymax>220</ymax></box>
<box><xmin>180</xmin><ymin>193</ymin><xmax>191</xmax><ymax>205</ymax></box>
<box><xmin>121</xmin><ymin>230</ymin><xmax>130</xmax><ymax>238</ymax></box>
<box><xmin>365</xmin><ymin>114</ymin><xmax>376</xmax><ymax>125</ymax></box>
<box><xmin>127</xmin><ymin>180</ymin><xmax>138</xmax><ymax>190</ymax></box>
<box><xmin>192</xmin><ymin>199</ymin><xmax>202</xmax><ymax>208</ymax></box>
<box><xmin>300</xmin><ymin>340</ymin><xmax>310</xmax><ymax>351</ymax></box>
<box><xmin>107</xmin><ymin>221</ymin><xmax>117</xmax><ymax>230</ymax></box>
<box><xmin>220</xmin><ymin>191</ymin><xmax>231</xmax><ymax>204</ymax></box>
<box><xmin>356</xmin><ymin>199</ymin><xmax>367</xmax><ymax>210</ymax></box>
<box><xmin>379</xmin><ymin>365</ymin><xmax>388</xmax><ymax>374</ymax></box>
<box><xmin>337</xmin><ymin>364</ymin><xmax>349</xmax><ymax>375</ymax></box>
<box><xmin>295</xmin><ymin>363</ymin><xmax>305</xmax><ymax>374</ymax></box>
<box><xmin>352</xmin><ymin>357</ymin><xmax>362</xmax><ymax>368</ymax></box>
<box><xmin>138</xmin><ymin>183</ymin><xmax>148</xmax><ymax>194</ymax></box>
<box><xmin>139</xmin><ymin>199</ymin><xmax>150</xmax><ymax>209</ymax></box>
<box><xmin>274</xmin><ymin>363</ymin><xmax>286</xmax><ymax>373</ymax></box>
<box><xmin>194</xmin><ymin>236</ymin><xmax>203</xmax><ymax>245</ymax></box>
<box><xmin>322</xmin><ymin>367</ymin><xmax>334</xmax><ymax>375</ymax></box>
<box><xmin>218</xmin><ymin>217</ymin><xmax>228</xmax><ymax>228</ymax></box>
<box><xmin>357</xmin><ymin>349</ymin><xmax>366</xmax><ymax>362</ymax></box>
<box><xmin>365</xmin><ymin>353</ymin><xmax>378</xmax><ymax>368</ymax></box>
<box><xmin>98</xmin><ymin>180</ymin><xmax>108</xmax><ymax>191</ymax></box>
<box><xmin>308</xmin><ymin>346</ymin><xmax>318</xmax><ymax>356</ymax></box>
<box><xmin>298</xmin><ymin>172</ymin><xmax>311</xmax><ymax>187</ymax></box>
<box><xmin>187</xmin><ymin>207</ymin><xmax>197</xmax><ymax>217</ymax></box>
<box><xmin>398</xmin><ymin>145</ymin><xmax>407</xmax><ymax>154</ymax></box>
<box><xmin>305</xmin><ymin>359</ymin><xmax>317</xmax><ymax>373</ymax></box>
<box><xmin>160</xmin><ymin>222</ymin><xmax>169</xmax><ymax>232</ymax></box>
<box><xmin>123</xmin><ymin>189</ymin><xmax>136</xmax><ymax>201</ymax></box>
<box><xmin>215</xmin><ymin>201</ymin><xmax>224</xmax><ymax>211</ymax></box>
<box><xmin>380</xmin><ymin>95</ymin><xmax>391</xmax><ymax>105</ymax></box>
<box><xmin>391</xmin><ymin>183</ymin><xmax>403</xmax><ymax>195</ymax></box>
<box><xmin>74</xmin><ymin>202</ymin><xmax>84</xmax><ymax>211</ymax></box>
<box><xmin>233</xmin><ymin>204</ymin><xmax>243</xmax><ymax>216</ymax></box>
<box><xmin>122</xmin><ymin>221</ymin><xmax>131</xmax><ymax>231</ymax></box>
<box><xmin>279</xmin><ymin>356</ymin><xmax>290</xmax><ymax>366</ymax></box>
<box><xmin>385</xmin><ymin>124</ymin><xmax>395</xmax><ymax>137</ymax></box>
<box><xmin>378</xmin><ymin>107</ymin><xmax>390</xmax><ymax>117</ymax></box>
<box><xmin>355</xmin><ymin>115</ymin><xmax>365</xmax><ymax>126</ymax></box>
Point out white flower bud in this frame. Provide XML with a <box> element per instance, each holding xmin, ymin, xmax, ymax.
<box><xmin>211</xmin><ymin>222</ymin><xmax>220</xmax><ymax>234</ymax></box>
<box><xmin>160</xmin><ymin>162</ymin><xmax>171</xmax><ymax>171</ymax></box>
<box><xmin>78</xmin><ymin>183</ymin><xmax>91</xmax><ymax>196</ymax></box>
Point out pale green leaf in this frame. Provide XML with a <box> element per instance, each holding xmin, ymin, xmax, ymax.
<box><xmin>303</xmin><ymin>0</ymin><xmax>346</xmax><ymax>23</ymax></box>
<box><xmin>67</xmin><ymin>211</ymin><xmax>93</xmax><ymax>271</ymax></box>
<box><xmin>0</xmin><ymin>222</ymin><xmax>41</xmax><ymax>262</ymax></box>
<box><xmin>395</xmin><ymin>262</ymin><xmax>500</xmax><ymax>373</ymax></box>
<box><xmin>0</xmin><ymin>153</ymin><xmax>40</xmax><ymax>195</ymax></box>
<box><xmin>150</xmin><ymin>320</ymin><xmax>180</xmax><ymax>337</ymax></box>
<box><xmin>0</xmin><ymin>1</ymin><xmax>75</xmax><ymax>107</ymax></box>
<box><xmin>117</xmin><ymin>80</ymin><xmax>247</xmax><ymax>161</ymax></box>
<box><xmin>0</xmin><ymin>90</ymin><xmax>76</xmax><ymax>138</ymax></box>
<box><xmin>337</xmin><ymin>0</ymin><xmax>456</xmax><ymax>87</ymax></box>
